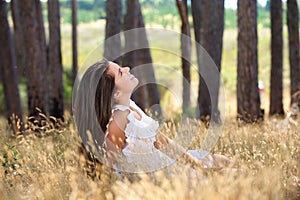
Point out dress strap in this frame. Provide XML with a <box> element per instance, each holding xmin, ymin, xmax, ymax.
<box><xmin>112</xmin><ymin>104</ymin><xmax>130</xmax><ymax>112</ymax></box>
<box><xmin>111</xmin><ymin>104</ymin><xmax>136</xmax><ymax>124</ymax></box>
<box><xmin>112</xmin><ymin>100</ymin><xmax>137</xmax><ymax>111</ymax></box>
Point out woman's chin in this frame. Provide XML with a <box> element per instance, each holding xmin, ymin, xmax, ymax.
<box><xmin>134</xmin><ymin>78</ymin><xmax>139</xmax><ymax>85</ymax></box>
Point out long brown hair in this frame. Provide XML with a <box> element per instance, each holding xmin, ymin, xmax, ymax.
<box><xmin>73</xmin><ymin>59</ymin><xmax>115</xmax><ymax>159</ymax></box>
<box><xmin>95</xmin><ymin>62</ymin><xmax>115</xmax><ymax>132</ymax></box>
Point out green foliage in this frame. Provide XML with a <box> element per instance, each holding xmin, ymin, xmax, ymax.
<box><xmin>258</xmin><ymin>4</ymin><xmax>270</xmax><ymax>28</ymax></box>
<box><xmin>1</xmin><ymin>145</ymin><xmax>21</xmax><ymax>187</ymax></box>
<box><xmin>224</xmin><ymin>9</ymin><xmax>237</xmax><ymax>29</ymax></box>
<box><xmin>40</xmin><ymin>0</ymin><xmax>106</xmax><ymax>24</ymax></box>
<box><xmin>182</xmin><ymin>104</ymin><xmax>196</xmax><ymax>118</ymax></box>
<box><xmin>224</xmin><ymin>4</ymin><xmax>271</xmax><ymax>29</ymax></box>
<box><xmin>141</xmin><ymin>0</ymin><xmax>179</xmax><ymax>29</ymax></box>
<box><xmin>51</xmin><ymin>0</ymin><xmax>300</xmax><ymax>28</ymax></box>
<box><xmin>60</xmin><ymin>7</ymin><xmax>105</xmax><ymax>24</ymax></box>
<box><xmin>54</xmin><ymin>1</ymin><xmax>278</xmax><ymax>29</ymax></box>
<box><xmin>63</xmin><ymin>68</ymin><xmax>73</xmax><ymax>108</ymax></box>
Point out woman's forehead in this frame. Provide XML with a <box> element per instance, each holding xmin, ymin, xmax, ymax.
<box><xmin>107</xmin><ymin>62</ymin><xmax>120</xmax><ymax>77</ymax></box>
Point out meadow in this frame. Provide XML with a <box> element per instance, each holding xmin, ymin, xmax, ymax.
<box><xmin>0</xmin><ymin>114</ymin><xmax>299</xmax><ymax>199</ymax></box>
<box><xmin>0</xmin><ymin>20</ymin><xmax>299</xmax><ymax>199</ymax></box>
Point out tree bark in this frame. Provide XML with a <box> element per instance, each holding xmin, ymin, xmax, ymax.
<box><xmin>19</xmin><ymin>0</ymin><xmax>47</xmax><ymax>119</ymax></box>
<box><xmin>0</xmin><ymin>0</ymin><xmax>23</xmax><ymax>131</ymax></box>
<box><xmin>198</xmin><ymin>1</ymin><xmax>213</xmax><ymax>122</ymax></box>
<box><xmin>123</xmin><ymin>0</ymin><xmax>145</xmax><ymax>108</ymax></box>
<box><xmin>191</xmin><ymin>0</ymin><xmax>203</xmax><ymax>119</ymax></box>
<box><xmin>136</xmin><ymin>0</ymin><xmax>161</xmax><ymax>115</ymax></box>
<box><xmin>123</xmin><ymin>0</ymin><xmax>161</xmax><ymax>115</ymax></box>
<box><xmin>287</xmin><ymin>0</ymin><xmax>300</xmax><ymax>108</ymax></box>
<box><xmin>48</xmin><ymin>0</ymin><xmax>64</xmax><ymax>120</ymax></box>
<box><xmin>215</xmin><ymin>0</ymin><xmax>225</xmax><ymax>71</ymax></box>
<box><xmin>104</xmin><ymin>0</ymin><xmax>122</xmax><ymax>64</ymax></box>
<box><xmin>72</xmin><ymin>0</ymin><xmax>78</xmax><ymax>86</ymax></box>
<box><xmin>237</xmin><ymin>0</ymin><xmax>263</xmax><ymax>122</ymax></box>
<box><xmin>191</xmin><ymin>0</ymin><xmax>201</xmax><ymax>48</ymax></box>
<box><xmin>208</xmin><ymin>0</ymin><xmax>224</xmax><ymax>123</ymax></box>
<box><xmin>35</xmin><ymin>0</ymin><xmax>47</xmax><ymax>74</ymax></box>
<box><xmin>192</xmin><ymin>0</ymin><xmax>224</xmax><ymax>123</ymax></box>
<box><xmin>176</xmin><ymin>0</ymin><xmax>191</xmax><ymax>113</ymax></box>
<box><xmin>215</xmin><ymin>0</ymin><xmax>225</xmax><ymax>123</ymax></box>
<box><xmin>270</xmin><ymin>0</ymin><xmax>284</xmax><ymax>116</ymax></box>
<box><xmin>10</xmin><ymin>0</ymin><xmax>25</xmax><ymax>78</ymax></box>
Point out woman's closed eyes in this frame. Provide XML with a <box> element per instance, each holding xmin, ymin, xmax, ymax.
<box><xmin>119</xmin><ymin>68</ymin><xmax>123</xmax><ymax>77</ymax></box>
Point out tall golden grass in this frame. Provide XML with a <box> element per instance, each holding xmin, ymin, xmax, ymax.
<box><xmin>0</xmin><ymin>113</ymin><xmax>299</xmax><ymax>200</ymax></box>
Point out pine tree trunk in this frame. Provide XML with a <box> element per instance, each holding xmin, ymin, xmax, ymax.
<box><xmin>136</xmin><ymin>1</ymin><xmax>161</xmax><ymax>115</ymax></box>
<box><xmin>191</xmin><ymin>0</ymin><xmax>201</xmax><ymax>47</ymax></box>
<box><xmin>19</xmin><ymin>0</ymin><xmax>47</xmax><ymax>119</ymax></box>
<box><xmin>35</xmin><ymin>0</ymin><xmax>47</xmax><ymax>73</ymax></box>
<box><xmin>212</xmin><ymin>0</ymin><xmax>224</xmax><ymax>122</ymax></box>
<box><xmin>104</xmin><ymin>0</ymin><xmax>122</xmax><ymax>64</ymax></box>
<box><xmin>123</xmin><ymin>0</ymin><xmax>146</xmax><ymax>109</ymax></box>
<box><xmin>192</xmin><ymin>0</ymin><xmax>224</xmax><ymax>123</ymax></box>
<box><xmin>0</xmin><ymin>0</ymin><xmax>23</xmax><ymax>131</ymax></box>
<box><xmin>176</xmin><ymin>0</ymin><xmax>191</xmax><ymax>113</ymax></box>
<box><xmin>237</xmin><ymin>0</ymin><xmax>263</xmax><ymax>122</ymax></box>
<box><xmin>191</xmin><ymin>0</ymin><xmax>203</xmax><ymax>119</ymax></box>
<box><xmin>123</xmin><ymin>0</ymin><xmax>161</xmax><ymax>115</ymax></box>
<box><xmin>10</xmin><ymin>0</ymin><xmax>25</xmax><ymax>78</ymax></box>
<box><xmin>270</xmin><ymin>0</ymin><xmax>284</xmax><ymax>116</ymax></box>
<box><xmin>210</xmin><ymin>0</ymin><xmax>224</xmax><ymax>122</ymax></box>
<box><xmin>287</xmin><ymin>0</ymin><xmax>300</xmax><ymax>107</ymax></box>
<box><xmin>35</xmin><ymin>0</ymin><xmax>48</xmax><ymax>114</ymax></box>
<box><xmin>72</xmin><ymin>0</ymin><xmax>78</xmax><ymax>86</ymax></box>
<box><xmin>215</xmin><ymin>0</ymin><xmax>225</xmax><ymax>71</ymax></box>
<box><xmin>199</xmin><ymin>1</ymin><xmax>215</xmax><ymax>122</ymax></box>
<box><xmin>48</xmin><ymin>0</ymin><xmax>64</xmax><ymax>120</ymax></box>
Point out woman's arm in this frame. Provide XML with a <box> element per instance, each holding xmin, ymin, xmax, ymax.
<box><xmin>154</xmin><ymin>132</ymin><xmax>210</xmax><ymax>170</ymax></box>
<box><xmin>154</xmin><ymin>131</ymin><xmax>231</xmax><ymax>170</ymax></box>
<box><xmin>107</xmin><ymin>119</ymin><xmax>127</xmax><ymax>150</ymax></box>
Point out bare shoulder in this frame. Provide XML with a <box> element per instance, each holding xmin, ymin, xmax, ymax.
<box><xmin>111</xmin><ymin>109</ymin><xmax>130</xmax><ymax>129</ymax></box>
<box><xmin>106</xmin><ymin>109</ymin><xmax>130</xmax><ymax>150</ymax></box>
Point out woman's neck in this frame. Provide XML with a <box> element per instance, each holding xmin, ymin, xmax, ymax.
<box><xmin>114</xmin><ymin>94</ymin><xmax>131</xmax><ymax>107</ymax></box>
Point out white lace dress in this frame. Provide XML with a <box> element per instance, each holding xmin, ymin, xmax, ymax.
<box><xmin>104</xmin><ymin>100</ymin><xmax>212</xmax><ymax>173</ymax></box>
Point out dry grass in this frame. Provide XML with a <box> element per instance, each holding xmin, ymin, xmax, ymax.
<box><xmin>0</xmin><ymin>114</ymin><xmax>299</xmax><ymax>200</ymax></box>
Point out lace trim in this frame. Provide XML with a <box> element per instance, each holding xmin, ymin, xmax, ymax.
<box><xmin>116</xmin><ymin>148</ymin><xmax>175</xmax><ymax>172</ymax></box>
<box><xmin>104</xmin><ymin>100</ymin><xmax>159</xmax><ymax>148</ymax></box>
<box><xmin>124</xmin><ymin>113</ymin><xmax>158</xmax><ymax>138</ymax></box>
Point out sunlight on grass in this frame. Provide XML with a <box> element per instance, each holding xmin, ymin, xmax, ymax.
<box><xmin>0</xmin><ymin>115</ymin><xmax>299</xmax><ymax>199</ymax></box>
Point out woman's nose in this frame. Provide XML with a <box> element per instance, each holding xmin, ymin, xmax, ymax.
<box><xmin>122</xmin><ymin>67</ymin><xmax>130</xmax><ymax>73</ymax></box>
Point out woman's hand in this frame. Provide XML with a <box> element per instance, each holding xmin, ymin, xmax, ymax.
<box><xmin>154</xmin><ymin>132</ymin><xmax>170</xmax><ymax>149</ymax></box>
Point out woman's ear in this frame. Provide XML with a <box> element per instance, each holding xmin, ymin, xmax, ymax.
<box><xmin>114</xmin><ymin>90</ymin><xmax>121</xmax><ymax>99</ymax></box>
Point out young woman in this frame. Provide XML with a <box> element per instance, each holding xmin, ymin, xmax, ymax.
<box><xmin>73</xmin><ymin>59</ymin><xmax>230</xmax><ymax>173</ymax></box>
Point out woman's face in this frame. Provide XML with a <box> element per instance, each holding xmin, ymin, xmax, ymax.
<box><xmin>107</xmin><ymin>62</ymin><xmax>139</xmax><ymax>94</ymax></box>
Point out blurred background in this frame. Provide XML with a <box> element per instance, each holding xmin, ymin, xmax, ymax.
<box><xmin>0</xmin><ymin>0</ymin><xmax>299</xmax><ymax>126</ymax></box>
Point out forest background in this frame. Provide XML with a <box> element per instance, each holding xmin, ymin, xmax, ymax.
<box><xmin>0</xmin><ymin>0</ymin><xmax>295</xmax><ymax>117</ymax></box>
